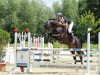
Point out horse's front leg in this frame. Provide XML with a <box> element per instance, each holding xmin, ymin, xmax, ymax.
<box><xmin>48</xmin><ymin>33</ymin><xmax>53</xmax><ymax>43</ymax></box>
<box><xmin>70</xmin><ymin>51</ymin><xmax>76</xmax><ymax>64</ymax></box>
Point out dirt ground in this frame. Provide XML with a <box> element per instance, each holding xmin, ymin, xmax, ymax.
<box><xmin>1</xmin><ymin>50</ymin><xmax>99</xmax><ymax>75</ymax></box>
<box><xmin>0</xmin><ymin>62</ymin><xmax>98</xmax><ymax>75</ymax></box>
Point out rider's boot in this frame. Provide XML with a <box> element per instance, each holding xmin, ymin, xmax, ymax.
<box><xmin>65</xmin><ymin>28</ymin><xmax>68</xmax><ymax>35</ymax></box>
<box><xmin>69</xmin><ymin>32</ymin><xmax>75</xmax><ymax>44</ymax></box>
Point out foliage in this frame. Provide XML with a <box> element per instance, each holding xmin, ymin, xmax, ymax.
<box><xmin>78</xmin><ymin>0</ymin><xmax>100</xmax><ymax>42</ymax></box>
<box><xmin>62</xmin><ymin>0</ymin><xmax>79</xmax><ymax>23</ymax></box>
<box><xmin>0</xmin><ymin>29</ymin><xmax>11</xmax><ymax>60</ymax></box>
<box><xmin>78</xmin><ymin>0</ymin><xmax>87</xmax><ymax>15</ymax></box>
<box><xmin>53</xmin><ymin>1</ymin><xmax>62</xmax><ymax>14</ymax></box>
<box><xmin>76</xmin><ymin>11</ymin><xmax>98</xmax><ymax>43</ymax></box>
<box><xmin>0</xmin><ymin>0</ymin><xmax>55</xmax><ymax>43</ymax></box>
<box><xmin>0</xmin><ymin>0</ymin><xmax>99</xmax><ymax>44</ymax></box>
<box><xmin>53</xmin><ymin>41</ymin><xmax>68</xmax><ymax>48</ymax></box>
<box><xmin>86</xmin><ymin>0</ymin><xmax>100</xmax><ymax>20</ymax></box>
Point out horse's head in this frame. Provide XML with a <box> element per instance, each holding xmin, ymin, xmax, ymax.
<box><xmin>43</xmin><ymin>19</ymin><xmax>57</xmax><ymax>36</ymax></box>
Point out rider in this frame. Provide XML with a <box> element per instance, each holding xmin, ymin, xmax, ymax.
<box><xmin>56</xmin><ymin>12</ymin><xmax>74</xmax><ymax>43</ymax></box>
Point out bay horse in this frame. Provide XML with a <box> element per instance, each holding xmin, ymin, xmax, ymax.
<box><xmin>43</xmin><ymin>19</ymin><xmax>84</xmax><ymax>64</ymax></box>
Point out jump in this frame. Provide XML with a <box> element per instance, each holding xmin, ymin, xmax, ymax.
<box><xmin>43</xmin><ymin>14</ymin><xmax>84</xmax><ymax>64</ymax></box>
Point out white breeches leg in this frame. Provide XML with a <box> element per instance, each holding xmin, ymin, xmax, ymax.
<box><xmin>68</xmin><ymin>21</ymin><xmax>73</xmax><ymax>33</ymax></box>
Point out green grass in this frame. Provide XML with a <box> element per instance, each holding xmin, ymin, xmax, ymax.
<box><xmin>50</xmin><ymin>41</ymin><xmax>98</xmax><ymax>49</ymax></box>
<box><xmin>82</xmin><ymin>43</ymin><xmax>98</xmax><ymax>49</ymax></box>
<box><xmin>8</xmin><ymin>41</ymin><xmax>98</xmax><ymax>49</ymax></box>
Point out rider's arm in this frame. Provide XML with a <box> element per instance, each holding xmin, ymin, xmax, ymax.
<box><xmin>64</xmin><ymin>17</ymin><xmax>72</xmax><ymax>24</ymax></box>
<box><xmin>58</xmin><ymin>21</ymin><xmax>62</xmax><ymax>25</ymax></box>
<box><xmin>62</xmin><ymin>23</ymin><xmax>68</xmax><ymax>27</ymax></box>
<box><xmin>61</xmin><ymin>17</ymin><xmax>71</xmax><ymax>27</ymax></box>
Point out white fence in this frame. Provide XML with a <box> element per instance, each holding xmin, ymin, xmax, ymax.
<box><xmin>10</xmin><ymin>29</ymin><xmax>100</xmax><ymax>75</ymax></box>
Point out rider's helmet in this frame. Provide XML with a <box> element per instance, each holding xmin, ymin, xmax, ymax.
<box><xmin>57</xmin><ymin>12</ymin><xmax>63</xmax><ymax>17</ymax></box>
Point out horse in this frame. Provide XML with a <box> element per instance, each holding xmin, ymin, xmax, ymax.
<box><xmin>43</xmin><ymin>19</ymin><xmax>84</xmax><ymax>64</ymax></box>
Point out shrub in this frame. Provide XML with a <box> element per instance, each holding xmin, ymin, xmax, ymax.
<box><xmin>0</xmin><ymin>29</ymin><xmax>11</xmax><ymax>61</ymax></box>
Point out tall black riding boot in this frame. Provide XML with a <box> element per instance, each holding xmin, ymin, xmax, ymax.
<box><xmin>69</xmin><ymin>33</ymin><xmax>75</xmax><ymax>44</ymax></box>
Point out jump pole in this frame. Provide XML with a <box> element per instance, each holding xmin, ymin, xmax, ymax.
<box><xmin>33</xmin><ymin>35</ymin><xmax>39</xmax><ymax>48</ymax></box>
<box><xmin>13</xmin><ymin>32</ymin><xmax>30</xmax><ymax>73</ymax></box>
<box><xmin>42</xmin><ymin>36</ymin><xmax>44</xmax><ymax>48</ymax></box>
<box><xmin>40</xmin><ymin>36</ymin><xmax>44</xmax><ymax>48</ymax></box>
<box><xmin>14</xmin><ymin>32</ymin><xmax>17</xmax><ymax>72</ymax></box>
<box><xmin>27</xmin><ymin>32</ymin><xmax>31</xmax><ymax>72</ymax></box>
<box><xmin>98</xmin><ymin>32</ymin><xmax>100</xmax><ymax>74</ymax></box>
<box><xmin>19</xmin><ymin>32</ymin><xmax>30</xmax><ymax>72</ymax></box>
<box><xmin>86</xmin><ymin>28</ymin><xmax>92</xmax><ymax>75</ymax></box>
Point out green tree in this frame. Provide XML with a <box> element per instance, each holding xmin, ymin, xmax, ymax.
<box><xmin>30</xmin><ymin>0</ymin><xmax>55</xmax><ymax>35</ymax></box>
<box><xmin>76</xmin><ymin>11</ymin><xmax>98</xmax><ymax>43</ymax></box>
<box><xmin>86</xmin><ymin>0</ymin><xmax>100</xmax><ymax>20</ymax></box>
<box><xmin>0</xmin><ymin>29</ymin><xmax>11</xmax><ymax>61</ymax></box>
<box><xmin>0</xmin><ymin>0</ymin><xmax>8</xmax><ymax>18</ymax></box>
<box><xmin>0</xmin><ymin>0</ymin><xmax>55</xmax><ymax>43</ymax></box>
<box><xmin>53</xmin><ymin>1</ymin><xmax>62</xmax><ymax>14</ymax></box>
<box><xmin>78</xmin><ymin>0</ymin><xmax>87</xmax><ymax>15</ymax></box>
<box><xmin>62</xmin><ymin>0</ymin><xmax>79</xmax><ymax>23</ymax></box>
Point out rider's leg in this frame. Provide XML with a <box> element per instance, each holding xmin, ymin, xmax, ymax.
<box><xmin>68</xmin><ymin>21</ymin><xmax>75</xmax><ymax>43</ymax></box>
<box><xmin>68</xmin><ymin>21</ymin><xmax>73</xmax><ymax>33</ymax></box>
<box><xmin>69</xmin><ymin>33</ymin><xmax>75</xmax><ymax>43</ymax></box>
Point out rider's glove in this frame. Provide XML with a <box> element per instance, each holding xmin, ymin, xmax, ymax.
<box><xmin>62</xmin><ymin>23</ymin><xmax>68</xmax><ymax>27</ymax></box>
<box><xmin>58</xmin><ymin>22</ymin><xmax>62</xmax><ymax>25</ymax></box>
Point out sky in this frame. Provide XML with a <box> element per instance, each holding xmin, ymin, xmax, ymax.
<box><xmin>42</xmin><ymin>0</ymin><xmax>62</xmax><ymax>7</ymax></box>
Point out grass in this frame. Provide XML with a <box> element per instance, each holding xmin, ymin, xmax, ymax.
<box><xmin>7</xmin><ymin>41</ymin><xmax>98</xmax><ymax>49</ymax></box>
<box><xmin>82</xmin><ymin>43</ymin><xmax>98</xmax><ymax>49</ymax></box>
<box><xmin>51</xmin><ymin>41</ymin><xmax>98</xmax><ymax>49</ymax></box>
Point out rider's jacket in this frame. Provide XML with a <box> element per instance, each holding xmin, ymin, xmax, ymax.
<box><xmin>58</xmin><ymin>17</ymin><xmax>72</xmax><ymax>25</ymax></box>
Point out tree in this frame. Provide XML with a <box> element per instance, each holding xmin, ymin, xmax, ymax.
<box><xmin>76</xmin><ymin>11</ymin><xmax>98</xmax><ymax>43</ymax></box>
<box><xmin>30</xmin><ymin>0</ymin><xmax>55</xmax><ymax>35</ymax></box>
<box><xmin>62</xmin><ymin>0</ymin><xmax>79</xmax><ymax>23</ymax></box>
<box><xmin>0</xmin><ymin>29</ymin><xmax>11</xmax><ymax>61</ymax></box>
<box><xmin>78</xmin><ymin>0</ymin><xmax>100</xmax><ymax>43</ymax></box>
<box><xmin>0</xmin><ymin>0</ymin><xmax>55</xmax><ymax>43</ymax></box>
<box><xmin>0</xmin><ymin>0</ymin><xmax>8</xmax><ymax>18</ymax></box>
<box><xmin>53</xmin><ymin>1</ymin><xmax>62</xmax><ymax>14</ymax></box>
<box><xmin>78</xmin><ymin>0</ymin><xmax>87</xmax><ymax>15</ymax></box>
<box><xmin>86</xmin><ymin>0</ymin><xmax>100</xmax><ymax>20</ymax></box>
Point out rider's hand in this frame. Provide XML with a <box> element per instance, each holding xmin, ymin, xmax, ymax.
<box><xmin>63</xmin><ymin>23</ymin><xmax>68</xmax><ymax>27</ymax></box>
<box><xmin>63</xmin><ymin>24</ymin><xmax>66</xmax><ymax>26</ymax></box>
<box><xmin>58</xmin><ymin>22</ymin><xmax>62</xmax><ymax>25</ymax></box>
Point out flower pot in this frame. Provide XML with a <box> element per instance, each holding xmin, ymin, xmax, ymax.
<box><xmin>13</xmin><ymin>28</ymin><xmax>18</xmax><ymax>32</ymax></box>
<box><xmin>0</xmin><ymin>63</ymin><xmax>6</xmax><ymax>71</ymax></box>
<box><xmin>25</xmin><ymin>28</ymin><xmax>29</xmax><ymax>33</ymax></box>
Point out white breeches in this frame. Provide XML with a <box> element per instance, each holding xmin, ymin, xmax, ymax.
<box><xmin>68</xmin><ymin>21</ymin><xmax>73</xmax><ymax>33</ymax></box>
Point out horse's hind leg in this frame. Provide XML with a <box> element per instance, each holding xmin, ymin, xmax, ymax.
<box><xmin>77</xmin><ymin>51</ymin><xmax>83</xmax><ymax>64</ymax></box>
<box><xmin>71</xmin><ymin>51</ymin><xmax>76</xmax><ymax>64</ymax></box>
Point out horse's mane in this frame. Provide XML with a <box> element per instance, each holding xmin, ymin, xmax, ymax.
<box><xmin>44</xmin><ymin>18</ymin><xmax>57</xmax><ymax>27</ymax></box>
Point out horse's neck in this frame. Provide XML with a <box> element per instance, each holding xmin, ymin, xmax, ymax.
<box><xmin>50</xmin><ymin>23</ymin><xmax>56</xmax><ymax>29</ymax></box>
